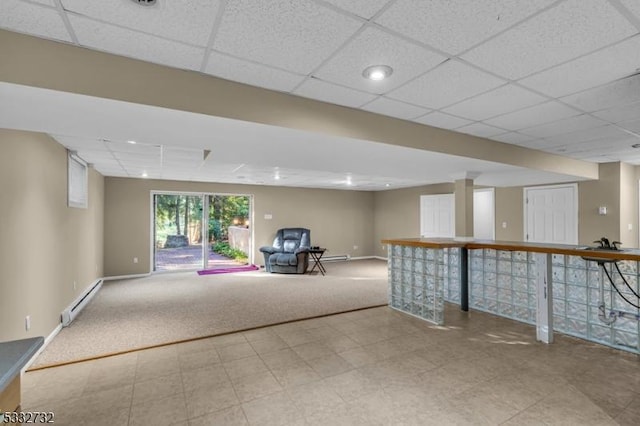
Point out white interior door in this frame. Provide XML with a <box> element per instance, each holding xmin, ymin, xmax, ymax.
<box><xmin>420</xmin><ymin>194</ymin><xmax>455</xmax><ymax>238</ymax></box>
<box><xmin>474</xmin><ymin>188</ymin><xmax>495</xmax><ymax>240</ymax></box>
<box><xmin>525</xmin><ymin>184</ymin><xmax>578</xmax><ymax>244</ymax></box>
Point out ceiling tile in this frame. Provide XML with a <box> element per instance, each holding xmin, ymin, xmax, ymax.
<box><xmin>555</xmin><ymin>134</ymin><xmax>637</xmax><ymax>154</ymax></box>
<box><xmin>442</xmin><ymin>84</ymin><xmax>547</xmax><ymax>121</ymax></box>
<box><xmin>319</xmin><ymin>0</ymin><xmax>390</xmax><ymax>19</ymax></box>
<box><xmin>490</xmin><ymin>132</ymin><xmax>537</xmax><ymax>145</ymax></box>
<box><xmin>617</xmin><ymin>119</ymin><xmax>640</xmax><ymax>134</ymax></box>
<box><xmin>213</xmin><ymin>0</ymin><xmax>361</xmax><ymax>74</ymax></box>
<box><xmin>361</xmin><ymin>97</ymin><xmax>430</xmax><ymax>120</ymax></box>
<box><xmin>53</xmin><ymin>135</ymin><xmax>109</xmax><ymax>151</ymax></box>
<box><xmin>561</xmin><ymin>74</ymin><xmax>640</xmax><ymax>112</ymax></box>
<box><xmin>314</xmin><ymin>26</ymin><xmax>446</xmax><ymax>94</ymax></box>
<box><xmin>484</xmin><ymin>101</ymin><xmax>580</xmax><ymax>131</ymax></box>
<box><xmin>61</xmin><ymin>0</ymin><xmax>220</xmax><ymax>46</ymax></box>
<box><xmin>388</xmin><ymin>60</ymin><xmax>505</xmax><ymax>109</ymax></box>
<box><xmin>519</xmin><ymin>114</ymin><xmax>609</xmax><ymax>138</ymax></box>
<box><xmin>456</xmin><ymin>122</ymin><xmax>506</xmax><ymax>138</ymax></box>
<box><xmin>375</xmin><ymin>0</ymin><xmax>555</xmax><ymax>55</ymax></box>
<box><xmin>106</xmin><ymin>140</ymin><xmax>160</xmax><ymax>154</ymax></box>
<box><xmin>162</xmin><ymin>147</ymin><xmax>204</xmax><ymax>161</ymax></box>
<box><xmin>204</xmin><ymin>51</ymin><xmax>305</xmax><ymax>92</ymax></box>
<box><xmin>592</xmin><ymin>101</ymin><xmax>640</xmax><ymax>123</ymax></box>
<box><xmin>620</xmin><ymin>0</ymin><xmax>640</xmax><ymax>20</ymax></box>
<box><xmin>68</xmin><ymin>15</ymin><xmax>205</xmax><ymax>71</ymax></box>
<box><xmin>519</xmin><ymin>35</ymin><xmax>640</xmax><ymax>98</ymax></box>
<box><xmin>294</xmin><ymin>78</ymin><xmax>377</xmax><ymax>108</ymax></box>
<box><xmin>461</xmin><ymin>0</ymin><xmax>637</xmax><ymax>80</ymax></box>
<box><xmin>413</xmin><ymin>111</ymin><xmax>472</xmax><ymax>129</ymax></box>
<box><xmin>542</xmin><ymin>124</ymin><xmax>633</xmax><ymax>145</ymax></box>
<box><xmin>0</xmin><ymin>0</ymin><xmax>71</xmax><ymax>42</ymax></box>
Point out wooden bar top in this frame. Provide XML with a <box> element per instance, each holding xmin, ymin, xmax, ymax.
<box><xmin>381</xmin><ymin>238</ymin><xmax>640</xmax><ymax>262</ymax></box>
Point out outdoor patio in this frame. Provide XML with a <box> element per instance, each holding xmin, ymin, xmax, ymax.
<box><xmin>154</xmin><ymin>245</ymin><xmax>246</xmax><ymax>271</ymax></box>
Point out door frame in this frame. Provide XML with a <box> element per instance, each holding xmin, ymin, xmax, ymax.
<box><xmin>150</xmin><ymin>190</ymin><xmax>254</xmax><ymax>273</ymax></box>
<box><xmin>523</xmin><ymin>183</ymin><xmax>578</xmax><ymax>244</ymax></box>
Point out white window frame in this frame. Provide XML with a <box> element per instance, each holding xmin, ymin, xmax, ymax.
<box><xmin>68</xmin><ymin>151</ymin><xmax>88</xmax><ymax>209</ymax></box>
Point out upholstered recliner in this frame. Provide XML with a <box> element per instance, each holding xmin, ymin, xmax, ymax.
<box><xmin>260</xmin><ymin>228</ymin><xmax>311</xmax><ymax>274</ymax></box>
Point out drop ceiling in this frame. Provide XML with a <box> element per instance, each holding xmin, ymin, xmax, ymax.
<box><xmin>1</xmin><ymin>0</ymin><xmax>640</xmax><ymax>190</ymax></box>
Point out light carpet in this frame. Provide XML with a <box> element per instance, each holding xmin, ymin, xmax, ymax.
<box><xmin>31</xmin><ymin>259</ymin><xmax>387</xmax><ymax>368</ymax></box>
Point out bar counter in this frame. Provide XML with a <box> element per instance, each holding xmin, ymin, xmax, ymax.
<box><xmin>0</xmin><ymin>337</ymin><xmax>43</xmax><ymax>412</ymax></box>
<box><xmin>382</xmin><ymin>238</ymin><xmax>640</xmax><ymax>355</ymax></box>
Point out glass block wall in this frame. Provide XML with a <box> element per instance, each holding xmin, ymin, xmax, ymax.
<box><xmin>552</xmin><ymin>254</ymin><xmax>640</xmax><ymax>354</ymax></box>
<box><xmin>387</xmin><ymin>245</ymin><xmax>461</xmax><ymax>325</ymax></box>
<box><xmin>467</xmin><ymin>248</ymin><xmax>640</xmax><ymax>354</ymax></box>
<box><xmin>469</xmin><ymin>249</ymin><xmax>538</xmax><ymax>325</ymax></box>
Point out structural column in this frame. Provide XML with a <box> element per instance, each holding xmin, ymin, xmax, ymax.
<box><xmin>454</xmin><ymin>178</ymin><xmax>475</xmax><ymax>239</ymax></box>
<box><xmin>453</xmin><ymin>174</ymin><xmax>477</xmax><ymax>311</ymax></box>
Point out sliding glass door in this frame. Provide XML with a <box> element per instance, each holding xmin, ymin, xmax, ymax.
<box><xmin>153</xmin><ymin>194</ymin><xmax>204</xmax><ymax>271</ymax></box>
<box><xmin>153</xmin><ymin>192</ymin><xmax>252</xmax><ymax>272</ymax></box>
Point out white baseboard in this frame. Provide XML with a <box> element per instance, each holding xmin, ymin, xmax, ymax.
<box><xmin>103</xmin><ymin>272</ymin><xmax>150</xmax><ymax>281</ymax></box>
<box><xmin>350</xmin><ymin>256</ymin><xmax>377</xmax><ymax>261</ymax></box>
<box><xmin>373</xmin><ymin>256</ymin><xmax>388</xmax><ymax>261</ymax></box>
<box><xmin>22</xmin><ymin>323</ymin><xmax>62</xmax><ymax>373</ymax></box>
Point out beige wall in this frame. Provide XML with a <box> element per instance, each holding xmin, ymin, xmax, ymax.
<box><xmin>104</xmin><ymin>178</ymin><xmax>374</xmax><ymax>276</ymax></box>
<box><xmin>578</xmin><ymin>163</ymin><xmax>620</xmax><ymax>245</ymax></box>
<box><xmin>0</xmin><ymin>129</ymin><xmax>104</xmax><ymax>342</ymax></box>
<box><xmin>373</xmin><ymin>183</ymin><xmax>454</xmax><ymax>258</ymax></box>
<box><xmin>619</xmin><ymin>162</ymin><xmax>638</xmax><ymax>248</ymax></box>
<box><xmin>495</xmin><ymin>187</ymin><xmax>524</xmax><ymax>241</ymax></box>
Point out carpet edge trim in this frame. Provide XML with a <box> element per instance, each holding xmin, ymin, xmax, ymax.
<box><xmin>27</xmin><ymin>303</ymin><xmax>388</xmax><ymax>371</ymax></box>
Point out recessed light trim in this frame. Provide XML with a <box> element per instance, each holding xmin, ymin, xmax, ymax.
<box><xmin>130</xmin><ymin>0</ymin><xmax>157</xmax><ymax>6</ymax></box>
<box><xmin>362</xmin><ymin>65</ymin><xmax>393</xmax><ymax>81</ymax></box>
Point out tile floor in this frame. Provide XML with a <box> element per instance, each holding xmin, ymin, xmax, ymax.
<box><xmin>22</xmin><ymin>305</ymin><xmax>640</xmax><ymax>425</ymax></box>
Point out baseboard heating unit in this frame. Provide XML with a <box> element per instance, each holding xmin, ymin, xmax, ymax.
<box><xmin>61</xmin><ymin>279</ymin><xmax>103</xmax><ymax>326</ymax></box>
<box><xmin>322</xmin><ymin>255</ymin><xmax>350</xmax><ymax>262</ymax></box>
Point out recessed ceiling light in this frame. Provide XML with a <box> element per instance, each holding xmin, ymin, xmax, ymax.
<box><xmin>130</xmin><ymin>0</ymin><xmax>157</xmax><ymax>6</ymax></box>
<box><xmin>385</xmin><ymin>183</ymin><xmax>391</xmax><ymax>187</ymax></box>
<box><xmin>141</xmin><ymin>171</ymin><xmax>148</xmax><ymax>178</ymax></box>
<box><xmin>362</xmin><ymin>65</ymin><xmax>393</xmax><ymax>81</ymax></box>
<box><xmin>127</xmin><ymin>140</ymin><xmax>137</xmax><ymax>144</ymax></box>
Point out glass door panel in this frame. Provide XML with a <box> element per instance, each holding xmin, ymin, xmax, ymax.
<box><xmin>154</xmin><ymin>194</ymin><xmax>204</xmax><ymax>271</ymax></box>
<box><xmin>206</xmin><ymin>195</ymin><xmax>251</xmax><ymax>269</ymax></box>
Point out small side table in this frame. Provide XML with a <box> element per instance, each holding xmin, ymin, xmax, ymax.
<box><xmin>308</xmin><ymin>248</ymin><xmax>327</xmax><ymax>276</ymax></box>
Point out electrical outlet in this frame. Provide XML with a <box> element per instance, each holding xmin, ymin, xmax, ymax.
<box><xmin>502</xmin><ymin>222</ymin><xmax>507</xmax><ymax>229</ymax></box>
<box><xmin>133</xmin><ymin>257</ymin><xmax>139</xmax><ymax>264</ymax></box>
<box><xmin>25</xmin><ymin>315</ymin><xmax>31</xmax><ymax>331</ymax></box>
<box><xmin>353</xmin><ymin>245</ymin><xmax>358</xmax><ymax>250</ymax></box>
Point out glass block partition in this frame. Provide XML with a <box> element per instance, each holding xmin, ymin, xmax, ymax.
<box><xmin>387</xmin><ymin>244</ymin><xmax>461</xmax><ymax>325</ymax></box>
<box><xmin>552</xmin><ymin>254</ymin><xmax>640</xmax><ymax>353</ymax></box>
<box><xmin>469</xmin><ymin>249</ymin><xmax>538</xmax><ymax>325</ymax></box>
<box><xmin>468</xmin><ymin>248</ymin><xmax>640</xmax><ymax>354</ymax></box>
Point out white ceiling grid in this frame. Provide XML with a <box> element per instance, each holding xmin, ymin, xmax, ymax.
<box><xmin>1</xmin><ymin>0</ymin><xmax>640</xmax><ymax>189</ymax></box>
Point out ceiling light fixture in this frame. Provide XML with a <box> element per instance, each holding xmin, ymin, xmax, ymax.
<box><xmin>130</xmin><ymin>0</ymin><xmax>157</xmax><ymax>6</ymax></box>
<box><xmin>362</xmin><ymin>65</ymin><xmax>393</xmax><ymax>81</ymax></box>
<box><xmin>141</xmin><ymin>171</ymin><xmax>148</xmax><ymax>178</ymax></box>
<box><xmin>127</xmin><ymin>140</ymin><xmax>137</xmax><ymax>144</ymax></box>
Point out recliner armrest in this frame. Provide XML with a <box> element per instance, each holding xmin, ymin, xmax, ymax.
<box><xmin>259</xmin><ymin>246</ymin><xmax>278</xmax><ymax>254</ymax></box>
<box><xmin>295</xmin><ymin>247</ymin><xmax>310</xmax><ymax>254</ymax></box>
